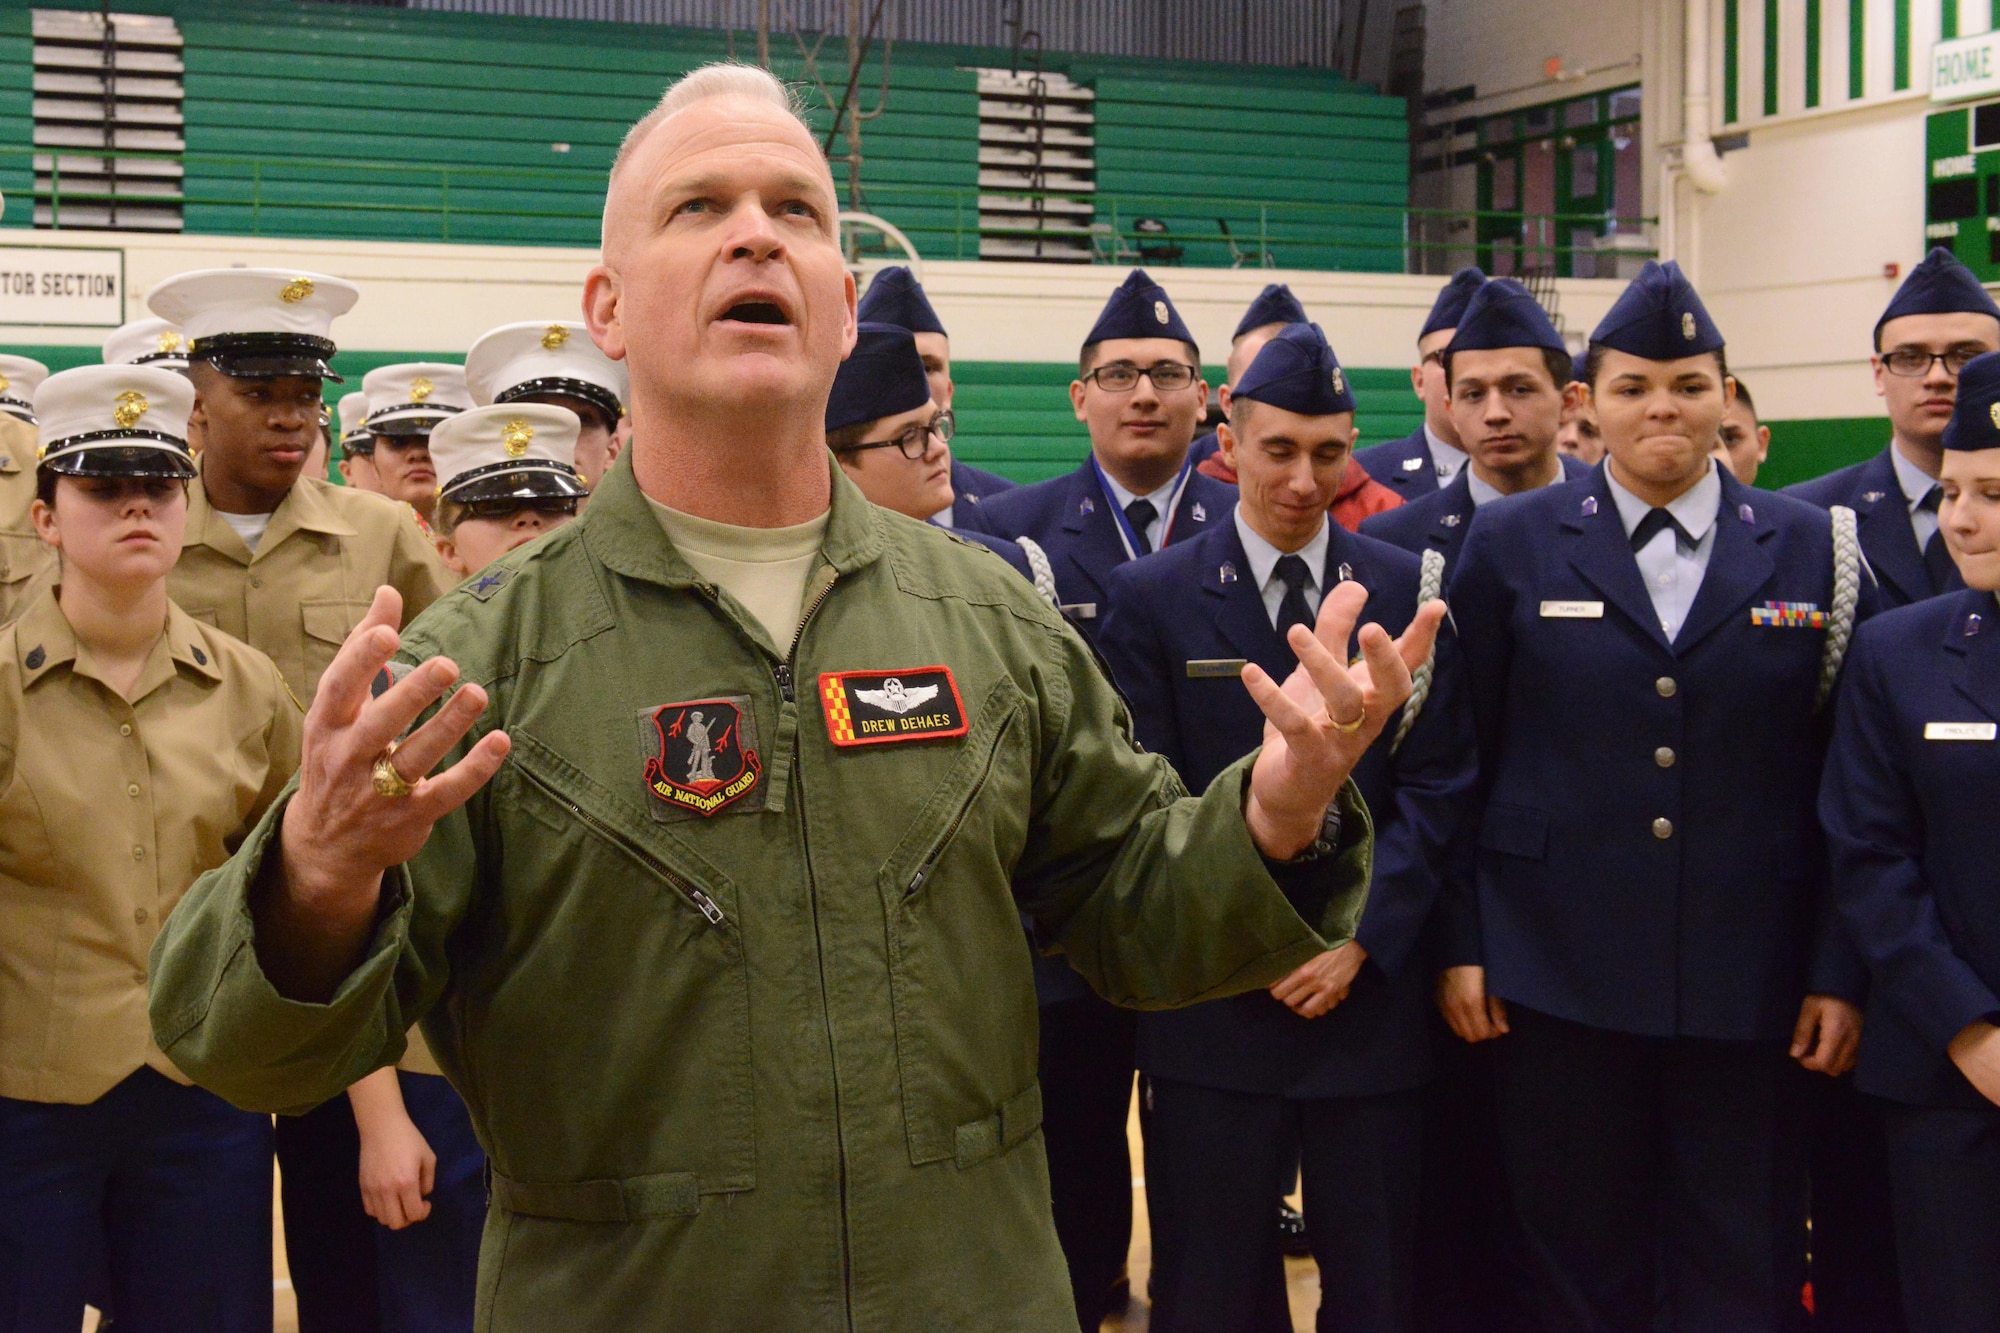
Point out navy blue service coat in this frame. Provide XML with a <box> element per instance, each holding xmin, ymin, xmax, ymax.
<box><xmin>1098</xmin><ymin>520</ymin><xmax>1475</xmax><ymax>1097</ymax></box>
<box><xmin>1444</xmin><ymin>466</ymin><xmax>1872</xmax><ymax>1040</ymax></box>
<box><xmin>1784</xmin><ymin>447</ymin><xmax>1963</xmax><ymax>610</ymax></box>
<box><xmin>965</xmin><ymin>460</ymin><xmax>1236</xmax><ymax>639</ymax></box>
<box><xmin>1824</xmin><ymin>588</ymin><xmax>2000</xmax><ymax>1108</ymax></box>
<box><xmin>945</xmin><ymin>458</ymin><xmax>1016</xmax><ymax>529</ymax></box>
<box><xmin>1353</xmin><ymin>427</ymin><xmax>1441</xmax><ymax>500</ymax></box>
<box><xmin>1360</xmin><ymin>453</ymin><xmax>1591</xmax><ymax>572</ymax></box>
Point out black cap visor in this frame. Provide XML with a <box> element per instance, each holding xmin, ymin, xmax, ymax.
<box><xmin>191</xmin><ymin>333</ymin><xmax>342</xmax><ymax>383</ymax></box>
<box><xmin>40</xmin><ymin>434</ymin><xmax>197</xmax><ymax>480</ymax></box>
<box><xmin>496</xmin><ymin>379</ymin><xmax>623</xmax><ymax>428</ymax></box>
<box><xmin>443</xmin><ymin>461</ymin><xmax>589</xmax><ymax>506</ymax></box>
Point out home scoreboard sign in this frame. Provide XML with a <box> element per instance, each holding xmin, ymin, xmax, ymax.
<box><xmin>0</xmin><ymin>246</ymin><xmax>125</xmax><ymax>327</ymax></box>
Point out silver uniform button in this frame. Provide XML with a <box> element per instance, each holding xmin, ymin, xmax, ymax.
<box><xmin>1656</xmin><ymin>677</ymin><xmax>1677</xmax><ymax>698</ymax></box>
<box><xmin>1655</xmin><ymin>747</ymin><xmax>1676</xmax><ymax>768</ymax></box>
<box><xmin>1652</xmin><ymin>817</ymin><xmax>1674</xmax><ymax>839</ymax></box>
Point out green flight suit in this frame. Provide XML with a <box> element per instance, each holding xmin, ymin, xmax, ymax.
<box><xmin>149</xmin><ymin>456</ymin><xmax>1371</xmax><ymax>1332</ymax></box>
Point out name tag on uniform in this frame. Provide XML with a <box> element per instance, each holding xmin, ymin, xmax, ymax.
<box><xmin>1539</xmin><ymin>600</ymin><xmax>1604</xmax><ymax>619</ymax></box>
<box><xmin>1925</xmin><ymin>722</ymin><xmax>1997</xmax><ymax>741</ymax></box>
<box><xmin>1060</xmin><ymin>602</ymin><xmax>1097</xmax><ymax>621</ymax></box>
<box><xmin>820</xmin><ymin>666</ymin><xmax>969</xmax><ymax>746</ymax></box>
<box><xmin>1185</xmin><ymin>658</ymin><xmax>1248</xmax><ymax>678</ymax></box>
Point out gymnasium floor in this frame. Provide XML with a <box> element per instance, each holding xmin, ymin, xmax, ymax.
<box><xmin>83</xmin><ymin>1089</ymin><xmax>1325</xmax><ymax>1332</ymax></box>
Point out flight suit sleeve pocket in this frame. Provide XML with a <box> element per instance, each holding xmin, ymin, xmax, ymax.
<box><xmin>1478</xmin><ymin>803</ymin><xmax>1550</xmax><ymax>860</ymax></box>
<box><xmin>953</xmin><ymin>1081</ymin><xmax>1044</xmax><ymax>1170</ymax></box>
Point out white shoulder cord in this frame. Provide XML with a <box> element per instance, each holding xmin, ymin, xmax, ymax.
<box><xmin>1816</xmin><ymin>505</ymin><xmax>1861</xmax><ymax>710</ymax></box>
<box><xmin>1015</xmin><ymin>536</ymin><xmax>1060</xmax><ymax>610</ymax></box>
<box><xmin>1391</xmin><ymin>547</ymin><xmax>1447</xmax><ymax>754</ymax></box>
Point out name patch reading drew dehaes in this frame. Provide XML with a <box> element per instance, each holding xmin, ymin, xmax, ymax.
<box><xmin>641</xmin><ymin>697</ymin><xmax>764</xmax><ymax>818</ymax></box>
<box><xmin>821</xmin><ymin>666</ymin><xmax>969</xmax><ymax>747</ymax></box>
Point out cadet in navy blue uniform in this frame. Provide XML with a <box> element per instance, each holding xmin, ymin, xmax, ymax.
<box><xmin>1362</xmin><ymin>278</ymin><xmax>1589</xmax><ymax>576</ymax></box>
<box><xmin>1189</xmin><ymin>282</ymin><xmax>1311</xmax><ymax>469</ymax></box>
<box><xmin>959</xmin><ymin>269</ymin><xmax>1232</xmax><ymax>1329</ymax></box>
<box><xmin>969</xmin><ymin>268</ymin><xmax>1236</xmax><ymax>642</ymax></box>
<box><xmin>1440</xmin><ymin>261</ymin><xmax>1874</xmax><ymax>1333</ymax></box>
<box><xmin>1823</xmin><ymin>351</ymin><xmax>2000</xmax><ymax>1333</ymax></box>
<box><xmin>1785</xmin><ymin>247</ymin><xmax>1998</xmax><ymax>609</ymax></box>
<box><xmin>1099</xmin><ymin>323</ymin><xmax>1470</xmax><ymax>1333</ymax></box>
<box><xmin>855</xmin><ymin>265</ymin><xmax>1014</xmax><ymax>527</ymax></box>
<box><xmin>1353</xmin><ymin>268</ymin><xmax>1483</xmax><ymax>500</ymax></box>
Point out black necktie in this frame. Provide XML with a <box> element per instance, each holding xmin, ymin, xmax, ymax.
<box><xmin>1630</xmin><ymin>507</ymin><xmax>1693</xmax><ymax>552</ymax></box>
<box><xmin>1921</xmin><ymin>486</ymin><xmax>1955</xmax><ymax>594</ymax></box>
<box><xmin>1274</xmin><ymin>554</ymin><xmax>1317</xmax><ymax>637</ymax></box>
<box><xmin>1124</xmin><ymin>498</ymin><xmax>1159</xmax><ymax>556</ymax></box>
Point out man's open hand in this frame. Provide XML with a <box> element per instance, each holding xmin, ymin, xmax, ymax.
<box><xmin>257</xmin><ymin>587</ymin><xmax>510</xmax><ymax>1000</ymax></box>
<box><xmin>1270</xmin><ymin>940</ymin><xmax>1369</xmax><ymax>1018</ymax></box>
<box><xmin>1241</xmin><ymin>581</ymin><xmax>1445</xmax><ymax>860</ymax></box>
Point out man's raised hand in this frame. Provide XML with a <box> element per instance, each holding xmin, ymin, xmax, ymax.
<box><xmin>256</xmin><ymin>586</ymin><xmax>510</xmax><ymax>1000</ymax></box>
<box><xmin>1241</xmin><ymin>580</ymin><xmax>1445</xmax><ymax>860</ymax></box>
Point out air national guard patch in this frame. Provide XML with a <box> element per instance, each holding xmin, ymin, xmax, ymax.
<box><xmin>640</xmin><ymin>697</ymin><xmax>764</xmax><ymax>818</ymax></box>
<box><xmin>820</xmin><ymin>666</ymin><xmax>968</xmax><ymax>747</ymax></box>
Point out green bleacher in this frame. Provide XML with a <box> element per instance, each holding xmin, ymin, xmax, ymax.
<box><xmin>0</xmin><ymin>0</ymin><xmax>1406</xmax><ymax>272</ymax></box>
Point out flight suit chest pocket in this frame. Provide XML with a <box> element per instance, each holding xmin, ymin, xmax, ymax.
<box><xmin>300</xmin><ymin>599</ymin><xmax>370</xmax><ymax>693</ymax></box>
<box><xmin>872</xmin><ymin>677</ymin><xmax>1040</xmax><ymax>1167</ymax></box>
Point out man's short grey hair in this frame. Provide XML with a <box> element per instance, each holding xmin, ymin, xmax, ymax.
<box><xmin>609</xmin><ymin>62</ymin><xmax>812</xmax><ymax>186</ymax></box>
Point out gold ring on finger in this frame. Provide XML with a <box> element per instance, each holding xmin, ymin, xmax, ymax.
<box><xmin>371</xmin><ymin>742</ymin><xmax>415</xmax><ymax>799</ymax></box>
<box><xmin>1330</xmin><ymin>712</ymin><xmax>1365</xmax><ymax>734</ymax></box>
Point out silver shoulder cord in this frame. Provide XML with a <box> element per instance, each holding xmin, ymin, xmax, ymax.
<box><xmin>1391</xmin><ymin>547</ymin><xmax>1447</xmax><ymax>754</ymax></box>
<box><xmin>1817</xmin><ymin>504</ymin><xmax>1860</xmax><ymax>710</ymax></box>
<box><xmin>1015</xmin><ymin>536</ymin><xmax>1060</xmax><ymax>610</ymax></box>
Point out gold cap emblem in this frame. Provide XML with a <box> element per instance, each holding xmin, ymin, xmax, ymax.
<box><xmin>113</xmin><ymin>390</ymin><xmax>149</xmax><ymax>429</ymax></box>
<box><xmin>280</xmin><ymin>276</ymin><xmax>315</xmax><ymax>304</ymax></box>
<box><xmin>1681</xmin><ymin>311</ymin><xmax>1696</xmax><ymax>340</ymax></box>
<box><xmin>0</xmin><ymin>374</ymin><xmax>11</xmax><ymax>394</ymax></box>
<box><xmin>1154</xmin><ymin>299</ymin><xmax>1170</xmax><ymax>325</ymax></box>
<box><xmin>502</xmin><ymin>417</ymin><xmax>534</xmax><ymax>457</ymax></box>
<box><xmin>409</xmin><ymin>376</ymin><xmax>435</xmax><ymax>403</ymax></box>
<box><xmin>1989</xmin><ymin>402</ymin><xmax>2000</xmax><ymax>431</ymax></box>
<box><xmin>156</xmin><ymin>330</ymin><xmax>183</xmax><ymax>354</ymax></box>
<box><xmin>541</xmin><ymin>324</ymin><xmax>571</xmax><ymax>350</ymax></box>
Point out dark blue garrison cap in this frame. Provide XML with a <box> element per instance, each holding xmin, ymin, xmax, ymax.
<box><xmin>1874</xmin><ymin>246</ymin><xmax>2000</xmax><ymax>348</ymax></box>
<box><xmin>826</xmin><ymin>323</ymin><xmax>932</xmax><ymax>435</ymax></box>
<box><xmin>857</xmin><ymin>265</ymin><xmax>947</xmax><ymax>337</ymax></box>
<box><xmin>1590</xmin><ymin>260</ymin><xmax>1724</xmax><ymax>360</ymax></box>
<box><xmin>1233</xmin><ymin>283</ymin><xmax>1309</xmax><ymax>340</ymax></box>
<box><xmin>1942</xmin><ymin>350</ymin><xmax>2000</xmax><ymax>451</ymax></box>
<box><xmin>1085</xmin><ymin>269</ymin><xmax>1197</xmax><ymax>351</ymax></box>
<box><xmin>1420</xmin><ymin>267</ymin><xmax>1487</xmax><ymax>339</ymax></box>
<box><xmin>1231</xmin><ymin>323</ymin><xmax>1356</xmax><ymax>416</ymax></box>
<box><xmin>1448</xmin><ymin>277</ymin><xmax>1566</xmax><ymax>353</ymax></box>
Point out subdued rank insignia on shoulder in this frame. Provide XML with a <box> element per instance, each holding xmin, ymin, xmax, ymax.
<box><xmin>466</xmin><ymin>566</ymin><xmax>514</xmax><ymax>600</ymax></box>
<box><xmin>1192</xmin><ymin>502</ymin><xmax>1207</xmax><ymax>522</ymax></box>
<box><xmin>820</xmin><ymin>666</ymin><xmax>967</xmax><ymax>747</ymax></box>
<box><xmin>1750</xmin><ymin>601</ymin><xmax>1826</xmax><ymax>628</ymax></box>
<box><xmin>639</xmin><ymin>697</ymin><xmax>764</xmax><ymax>819</ymax></box>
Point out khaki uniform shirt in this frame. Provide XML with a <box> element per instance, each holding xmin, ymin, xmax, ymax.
<box><xmin>153</xmin><ymin>458</ymin><xmax>1372</xmax><ymax>1331</ymax></box>
<box><xmin>169</xmin><ymin>468</ymin><xmax>452</xmax><ymax>702</ymax></box>
<box><xmin>1</xmin><ymin>588</ymin><xmax>302</xmax><ymax>1104</ymax></box>
<box><xmin>0</xmin><ymin>415</ymin><xmax>54</xmax><ymax>626</ymax></box>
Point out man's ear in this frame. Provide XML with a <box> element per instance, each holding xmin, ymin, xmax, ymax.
<box><xmin>1069</xmin><ymin>380</ymin><xmax>1088</xmax><ymax>422</ymax></box>
<box><xmin>583</xmin><ymin>265</ymin><xmax>626</xmax><ymax>363</ymax></box>
<box><xmin>1559</xmin><ymin>380</ymin><xmax>1587</xmax><ymax>426</ymax></box>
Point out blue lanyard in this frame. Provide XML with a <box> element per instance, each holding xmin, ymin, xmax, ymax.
<box><xmin>1092</xmin><ymin>453</ymin><xmax>1194</xmax><ymax>562</ymax></box>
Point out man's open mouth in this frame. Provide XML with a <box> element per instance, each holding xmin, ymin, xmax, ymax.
<box><xmin>722</xmin><ymin>301</ymin><xmax>790</xmax><ymax>325</ymax></box>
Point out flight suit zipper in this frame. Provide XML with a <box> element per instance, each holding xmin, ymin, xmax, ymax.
<box><xmin>779</xmin><ymin>567</ymin><xmax>857</xmax><ymax>1328</ymax></box>
<box><xmin>512</xmin><ymin>762</ymin><xmax>726</xmax><ymax>925</ymax></box>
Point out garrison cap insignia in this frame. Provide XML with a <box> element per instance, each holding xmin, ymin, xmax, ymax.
<box><xmin>1154</xmin><ymin>300</ymin><xmax>1170</xmax><ymax>325</ymax></box>
<box><xmin>820</xmin><ymin>666</ymin><xmax>967</xmax><ymax>747</ymax></box>
<box><xmin>467</xmin><ymin>566</ymin><xmax>514</xmax><ymax>600</ymax></box>
<box><xmin>1582</xmin><ymin>495</ymin><xmax>1599</xmax><ymax>517</ymax></box>
<box><xmin>541</xmin><ymin>323</ymin><xmax>570</xmax><ymax>350</ymax></box>
<box><xmin>113</xmin><ymin>390</ymin><xmax>149</xmax><ymax>429</ymax></box>
<box><xmin>1219</xmin><ymin>560</ymin><xmax>1238</xmax><ymax>583</ymax></box>
<box><xmin>1192</xmin><ymin>501</ymin><xmax>1208</xmax><ymax>522</ymax></box>
<box><xmin>280</xmin><ymin>276</ymin><xmax>315</xmax><ymax>304</ymax></box>
<box><xmin>1681</xmin><ymin>311</ymin><xmax>1696</xmax><ymax>341</ymax></box>
<box><xmin>642</xmin><ymin>697</ymin><xmax>764</xmax><ymax>817</ymax></box>
<box><xmin>502</xmin><ymin>416</ymin><xmax>534</xmax><ymax>458</ymax></box>
<box><xmin>1332</xmin><ymin>367</ymin><xmax>1346</xmax><ymax>396</ymax></box>
<box><xmin>409</xmin><ymin>376</ymin><xmax>435</xmax><ymax>403</ymax></box>
<box><xmin>23</xmin><ymin>645</ymin><xmax>43</xmax><ymax>670</ymax></box>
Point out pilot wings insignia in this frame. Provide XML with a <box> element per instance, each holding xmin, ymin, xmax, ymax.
<box><xmin>854</xmin><ymin>678</ymin><xmax>938</xmax><ymax>714</ymax></box>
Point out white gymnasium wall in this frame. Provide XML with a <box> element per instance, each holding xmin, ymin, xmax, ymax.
<box><xmin>0</xmin><ymin>229</ymin><xmax>1630</xmax><ymax>370</ymax></box>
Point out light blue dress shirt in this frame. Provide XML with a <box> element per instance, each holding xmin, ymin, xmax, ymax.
<box><xmin>1605</xmin><ymin>460</ymin><xmax>1724</xmax><ymax>642</ymax></box>
<box><xmin>1234</xmin><ymin>508</ymin><xmax>1332</xmax><ymax>630</ymax></box>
